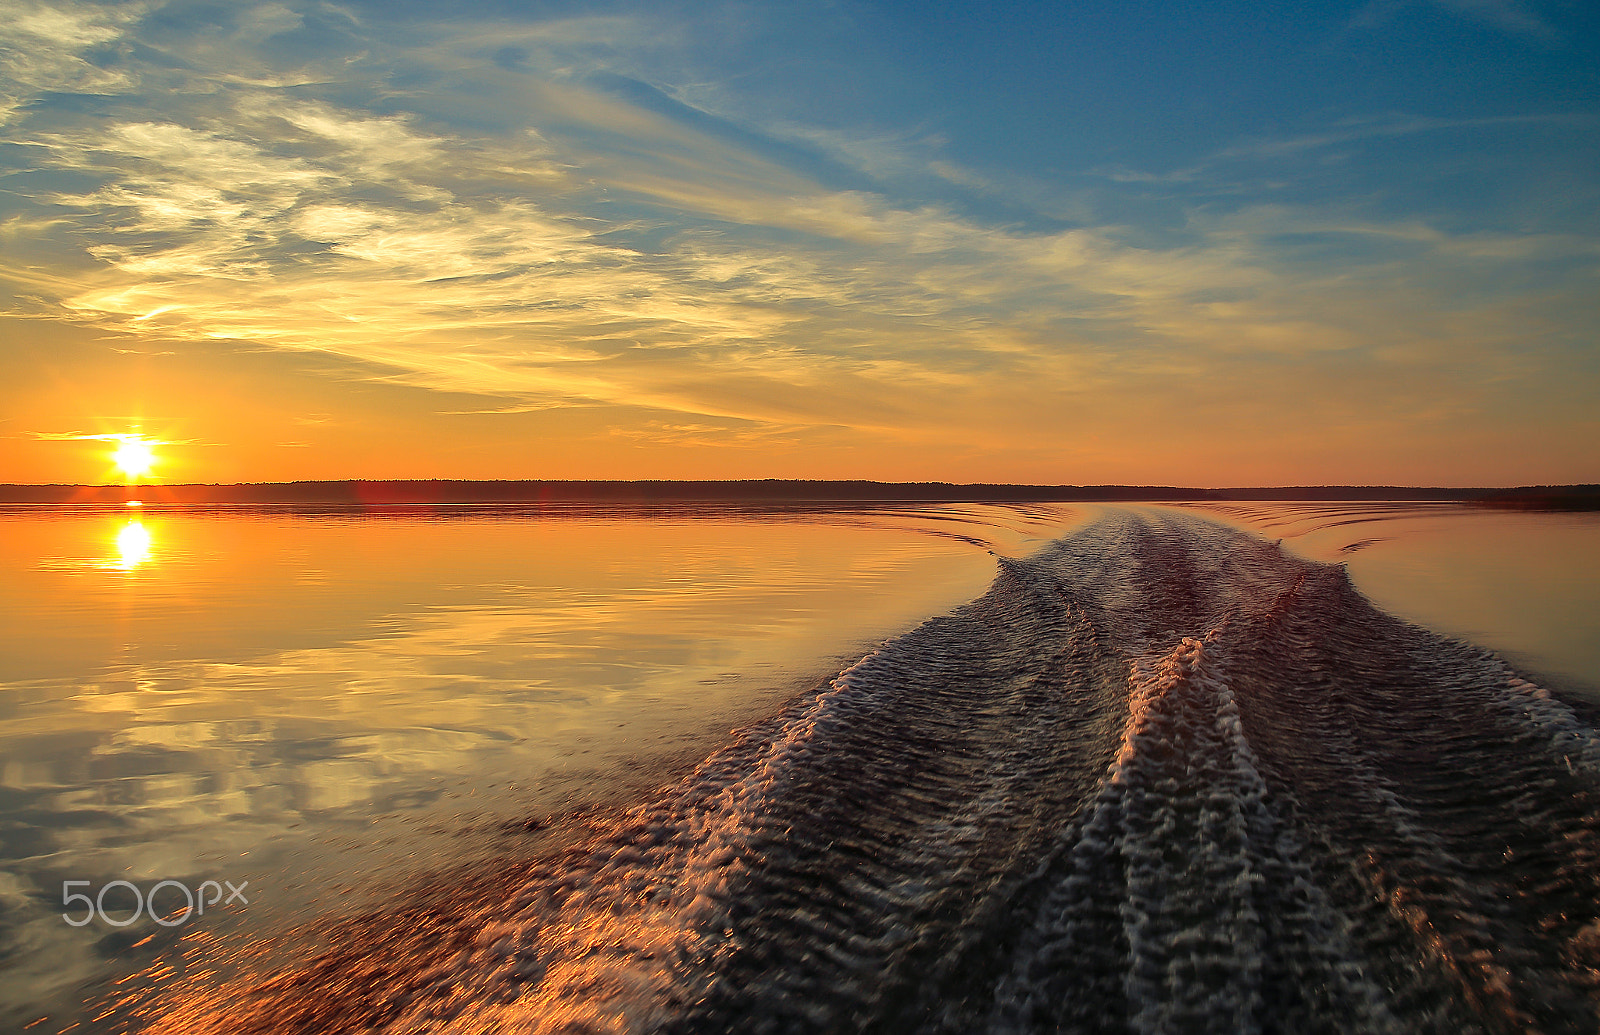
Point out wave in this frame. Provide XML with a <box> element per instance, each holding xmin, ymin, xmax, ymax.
<box><xmin>139</xmin><ymin>509</ymin><xmax>1600</xmax><ymax>1034</ymax></box>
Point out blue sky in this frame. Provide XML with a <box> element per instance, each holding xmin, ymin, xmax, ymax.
<box><xmin>0</xmin><ymin>0</ymin><xmax>1595</xmax><ymax>484</ymax></box>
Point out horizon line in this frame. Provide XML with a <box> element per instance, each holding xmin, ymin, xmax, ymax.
<box><xmin>5</xmin><ymin>476</ymin><xmax>1600</xmax><ymax>488</ymax></box>
<box><xmin>2</xmin><ymin>478</ymin><xmax>1597</xmax><ymax>508</ymax></box>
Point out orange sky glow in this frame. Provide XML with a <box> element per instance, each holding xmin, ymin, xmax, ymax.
<box><xmin>1</xmin><ymin>3</ymin><xmax>1596</xmax><ymax>487</ymax></box>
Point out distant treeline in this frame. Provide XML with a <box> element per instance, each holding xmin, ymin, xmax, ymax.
<box><xmin>2</xmin><ymin>480</ymin><xmax>1596</xmax><ymax>508</ymax></box>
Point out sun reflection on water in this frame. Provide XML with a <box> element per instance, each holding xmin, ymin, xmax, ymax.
<box><xmin>115</xmin><ymin>519</ymin><xmax>152</xmax><ymax>570</ymax></box>
<box><xmin>0</xmin><ymin>504</ymin><xmax>1085</xmax><ymax>1031</ymax></box>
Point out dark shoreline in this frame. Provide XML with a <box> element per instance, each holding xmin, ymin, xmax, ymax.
<box><xmin>2</xmin><ymin>479</ymin><xmax>1597</xmax><ymax>508</ymax></box>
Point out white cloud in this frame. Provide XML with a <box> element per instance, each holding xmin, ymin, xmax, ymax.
<box><xmin>0</xmin><ymin>1</ymin><xmax>150</xmax><ymax>126</ymax></box>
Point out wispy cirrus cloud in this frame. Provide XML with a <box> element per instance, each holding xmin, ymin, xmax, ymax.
<box><xmin>21</xmin><ymin>429</ymin><xmax>196</xmax><ymax>446</ymax></box>
<box><xmin>1092</xmin><ymin>113</ymin><xmax>1585</xmax><ymax>188</ymax></box>
<box><xmin>1349</xmin><ymin>0</ymin><xmax>1558</xmax><ymax>41</ymax></box>
<box><xmin>0</xmin><ymin>0</ymin><xmax>1594</xmax><ymax>482</ymax></box>
<box><xmin>0</xmin><ymin>1</ymin><xmax>150</xmax><ymax>125</ymax></box>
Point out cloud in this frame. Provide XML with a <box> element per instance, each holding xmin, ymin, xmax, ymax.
<box><xmin>1215</xmin><ymin>114</ymin><xmax>1573</xmax><ymax>161</ymax></box>
<box><xmin>0</xmin><ymin>0</ymin><xmax>1594</xmax><ymax>473</ymax></box>
<box><xmin>1092</xmin><ymin>114</ymin><xmax>1580</xmax><ymax>186</ymax></box>
<box><xmin>603</xmin><ymin>416</ymin><xmax>826</xmax><ymax>450</ymax></box>
<box><xmin>26</xmin><ymin>431</ymin><xmax>141</xmax><ymax>441</ymax></box>
<box><xmin>22</xmin><ymin>430</ymin><xmax>198</xmax><ymax>448</ymax></box>
<box><xmin>0</xmin><ymin>1</ymin><xmax>150</xmax><ymax>126</ymax></box>
<box><xmin>1437</xmin><ymin>0</ymin><xmax>1556</xmax><ymax>38</ymax></box>
<box><xmin>1349</xmin><ymin>0</ymin><xmax>1558</xmax><ymax>40</ymax></box>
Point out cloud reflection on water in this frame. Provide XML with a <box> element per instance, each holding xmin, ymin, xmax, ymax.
<box><xmin>0</xmin><ymin>502</ymin><xmax>1081</xmax><ymax>1027</ymax></box>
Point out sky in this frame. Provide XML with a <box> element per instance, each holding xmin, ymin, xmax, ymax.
<box><xmin>0</xmin><ymin>0</ymin><xmax>1596</xmax><ymax>486</ymax></box>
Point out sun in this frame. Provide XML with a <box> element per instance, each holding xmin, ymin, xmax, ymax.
<box><xmin>113</xmin><ymin>437</ymin><xmax>156</xmax><ymax>480</ymax></box>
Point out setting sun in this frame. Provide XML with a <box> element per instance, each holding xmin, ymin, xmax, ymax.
<box><xmin>113</xmin><ymin>437</ymin><xmax>155</xmax><ymax>481</ymax></box>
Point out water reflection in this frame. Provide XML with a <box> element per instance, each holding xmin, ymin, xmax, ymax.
<box><xmin>0</xmin><ymin>502</ymin><xmax>1084</xmax><ymax>1029</ymax></box>
<box><xmin>114</xmin><ymin>518</ymin><xmax>152</xmax><ymax>570</ymax></box>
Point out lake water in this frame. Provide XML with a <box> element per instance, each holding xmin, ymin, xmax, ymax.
<box><xmin>2</xmin><ymin>501</ymin><xmax>1597</xmax><ymax>1034</ymax></box>
<box><xmin>0</xmin><ymin>502</ymin><xmax>1081</xmax><ymax>1031</ymax></box>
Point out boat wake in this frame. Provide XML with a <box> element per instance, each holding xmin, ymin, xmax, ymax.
<box><xmin>141</xmin><ymin>508</ymin><xmax>1600</xmax><ymax>1034</ymax></box>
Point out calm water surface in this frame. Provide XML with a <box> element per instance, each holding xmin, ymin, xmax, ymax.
<box><xmin>0</xmin><ymin>502</ymin><xmax>1080</xmax><ymax>1030</ymax></box>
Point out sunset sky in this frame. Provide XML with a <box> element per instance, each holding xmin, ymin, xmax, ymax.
<box><xmin>1</xmin><ymin>0</ymin><xmax>1596</xmax><ymax>486</ymax></box>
